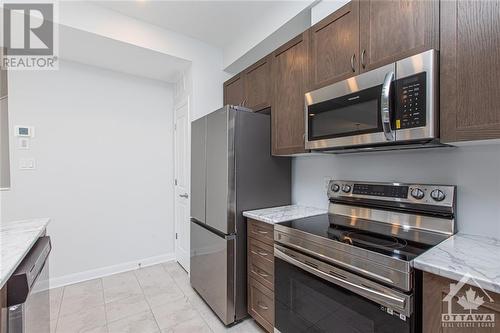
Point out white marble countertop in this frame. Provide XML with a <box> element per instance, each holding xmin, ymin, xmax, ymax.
<box><xmin>0</xmin><ymin>218</ymin><xmax>51</xmax><ymax>288</ymax></box>
<box><xmin>243</xmin><ymin>205</ymin><xmax>327</xmax><ymax>225</ymax></box>
<box><xmin>414</xmin><ymin>233</ymin><xmax>500</xmax><ymax>294</ymax></box>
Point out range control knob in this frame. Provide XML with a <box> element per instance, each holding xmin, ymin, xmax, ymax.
<box><xmin>430</xmin><ymin>189</ymin><xmax>446</xmax><ymax>202</ymax></box>
<box><xmin>411</xmin><ymin>188</ymin><xmax>425</xmax><ymax>200</ymax></box>
<box><xmin>330</xmin><ymin>183</ymin><xmax>340</xmax><ymax>192</ymax></box>
<box><xmin>342</xmin><ymin>184</ymin><xmax>352</xmax><ymax>193</ymax></box>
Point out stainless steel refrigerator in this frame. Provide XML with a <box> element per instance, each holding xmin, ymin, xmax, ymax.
<box><xmin>190</xmin><ymin>106</ymin><xmax>291</xmax><ymax>325</ymax></box>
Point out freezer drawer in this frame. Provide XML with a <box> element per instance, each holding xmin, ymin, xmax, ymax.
<box><xmin>190</xmin><ymin>220</ymin><xmax>235</xmax><ymax>325</ymax></box>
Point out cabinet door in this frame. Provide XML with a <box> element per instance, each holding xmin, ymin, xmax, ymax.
<box><xmin>271</xmin><ymin>33</ymin><xmax>309</xmax><ymax>156</ymax></box>
<box><xmin>310</xmin><ymin>1</ymin><xmax>360</xmax><ymax>89</ymax></box>
<box><xmin>359</xmin><ymin>0</ymin><xmax>439</xmax><ymax>72</ymax></box>
<box><xmin>440</xmin><ymin>0</ymin><xmax>500</xmax><ymax>142</ymax></box>
<box><xmin>244</xmin><ymin>57</ymin><xmax>271</xmax><ymax>111</ymax></box>
<box><xmin>223</xmin><ymin>74</ymin><xmax>244</xmax><ymax>106</ymax></box>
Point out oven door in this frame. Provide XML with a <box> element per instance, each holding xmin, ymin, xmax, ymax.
<box><xmin>274</xmin><ymin>245</ymin><xmax>414</xmax><ymax>333</ymax></box>
<box><xmin>305</xmin><ymin>63</ymin><xmax>396</xmax><ymax>150</ymax></box>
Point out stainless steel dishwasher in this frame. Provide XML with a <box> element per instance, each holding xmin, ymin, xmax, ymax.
<box><xmin>7</xmin><ymin>236</ymin><xmax>51</xmax><ymax>333</ymax></box>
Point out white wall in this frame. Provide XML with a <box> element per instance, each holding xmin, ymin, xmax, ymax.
<box><xmin>57</xmin><ymin>1</ymin><xmax>227</xmax><ymax>121</ymax></box>
<box><xmin>2</xmin><ymin>60</ymin><xmax>175</xmax><ymax>286</ymax></box>
<box><xmin>292</xmin><ymin>144</ymin><xmax>500</xmax><ymax>239</ymax></box>
<box><xmin>223</xmin><ymin>1</ymin><xmax>314</xmax><ymax>70</ymax></box>
<box><xmin>310</xmin><ymin>0</ymin><xmax>351</xmax><ymax>25</ymax></box>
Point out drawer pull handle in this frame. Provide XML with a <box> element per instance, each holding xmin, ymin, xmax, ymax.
<box><xmin>257</xmin><ymin>302</ymin><xmax>269</xmax><ymax>310</ymax></box>
<box><xmin>251</xmin><ymin>250</ymin><xmax>268</xmax><ymax>257</ymax></box>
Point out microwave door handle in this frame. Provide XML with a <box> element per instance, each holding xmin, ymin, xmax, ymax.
<box><xmin>381</xmin><ymin>71</ymin><xmax>395</xmax><ymax>141</ymax></box>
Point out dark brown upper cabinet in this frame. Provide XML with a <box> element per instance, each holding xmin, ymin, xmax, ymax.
<box><xmin>243</xmin><ymin>56</ymin><xmax>271</xmax><ymax>112</ymax></box>
<box><xmin>309</xmin><ymin>1</ymin><xmax>360</xmax><ymax>89</ymax></box>
<box><xmin>440</xmin><ymin>0</ymin><xmax>500</xmax><ymax>142</ymax></box>
<box><xmin>359</xmin><ymin>0</ymin><xmax>439</xmax><ymax>72</ymax></box>
<box><xmin>223</xmin><ymin>74</ymin><xmax>245</xmax><ymax>107</ymax></box>
<box><xmin>271</xmin><ymin>33</ymin><xmax>309</xmax><ymax>156</ymax></box>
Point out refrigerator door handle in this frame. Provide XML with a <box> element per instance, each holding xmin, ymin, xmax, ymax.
<box><xmin>190</xmin><ymin>218</ymin><xmax>235</xmax><ymax>239</ymax></box>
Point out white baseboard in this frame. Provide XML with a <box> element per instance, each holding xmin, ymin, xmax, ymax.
<box><xmin>50</xmin><ymin>252</ymin><xmax>176</xmax><ymax>289</ymax></box>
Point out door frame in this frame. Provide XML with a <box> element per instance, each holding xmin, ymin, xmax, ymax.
<box><xmin>173</xmin><ymin>96</ymin><xmax>191</xmax><ymax>273</ymax></box>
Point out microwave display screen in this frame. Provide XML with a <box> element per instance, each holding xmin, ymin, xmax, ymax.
<box><xmin>307</xmin><ymin>85</ymin><xmax>383</xmax><ymax>141</ymax></box>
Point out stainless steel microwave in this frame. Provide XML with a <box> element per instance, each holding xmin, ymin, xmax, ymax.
<box><xmin>305</xmin><ymin>50</ymin><xmax>439</xmax><ymax>152</ymax></box>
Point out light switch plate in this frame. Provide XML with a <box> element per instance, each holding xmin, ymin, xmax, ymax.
<box><xmin>17</xmin><ymin>137</ymin><xmax>30</xmax><ymax>150</ymax></box>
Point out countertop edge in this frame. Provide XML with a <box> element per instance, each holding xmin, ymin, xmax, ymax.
<box><xmin>414</xmin><ymin>233</ymin><xmax>500</xmax><ymax>294</ymax></box>
<box><xmin>0</xmin><ymin>218</ymin><xmax>51</xmax><ymax>289</ymax></box>
<box><xmin>243</xmin><ymin>205</ymin><xmax>327</xmax><ymax>225</ymax></box>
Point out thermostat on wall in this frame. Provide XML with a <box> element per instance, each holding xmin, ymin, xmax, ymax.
<box><xmin>15</xmin><ymin>126</ymin><xmax>34</xmax><ymax>138</ymax></box>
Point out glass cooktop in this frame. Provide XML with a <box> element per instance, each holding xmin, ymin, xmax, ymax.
<box><xmin>277</xmin><ymin>214</ymin><xmax>433</xmax><ymax>261</ymax></box>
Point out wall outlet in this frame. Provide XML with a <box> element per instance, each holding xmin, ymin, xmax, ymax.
<box><xmin>19</xmin><ymin>158</ymin><xmax>36</xmax><ymax>170</ymax></box>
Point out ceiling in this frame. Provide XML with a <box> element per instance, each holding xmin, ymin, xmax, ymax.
<box><xmin>92</xmin><ymin>1</ymin><xmax>312</xmax><ymax>48</ymax></box>
<box><xmin>60</xmin><ymin>25</ymin><xmax>190</xmax><ymax>82</ymax></box>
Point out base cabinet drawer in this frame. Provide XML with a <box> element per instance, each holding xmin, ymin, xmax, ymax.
<box><xmin>248</xmin><ymin>278</ymin><xmax>274</xmax><ymax>333</ymax></box>
<box><xmin>248</xmin><ymin>251</ymin><xmax>274</xmax><ymax>291</ymax></box>
<box><xmin>248</xmin><ymin>219</ymin><xmax>274</xmax><ymax>245</ymax></box>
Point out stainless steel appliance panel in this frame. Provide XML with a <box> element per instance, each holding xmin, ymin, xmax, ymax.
<box><xmin>7</xmin><ymin>237</ymin><xmax>51</xmax><ymax>333</ymax></box>
<box><xmin>190</xmin><ymin>117</ymin><xmax>207</xmax><ymax>223</ymax></box>
<box><xmin>205</xmin><ymin>107</ymin><xmax>233</xmax><ymax>234</ymax></box>
<box><xmin>396</xmin><ymin>49</ymin><xmax>438</xmax><ymax>142</ymax></box>
<box><xmin>274</xmin><ymin>248</ymin><xmax>414</xmax><ymax>333</ymax></box>
<box><xmin>8</xmin><ymin>262</ymin><xmax>50</xmax><ymax>333</ymax></box>
<box><xmin>233</xmin><ymin>110</ymin><xmax>291</xmax><ymax>320</ymax></box>
<box><xmin>305</xmin><ymin>63</ymin><xmax>395</xmax><ymax>150</ymax></box>
<box><xmin>190</xmin><ymin>221</ymin><xmax>235</xmax><ymax>325</ymax></box>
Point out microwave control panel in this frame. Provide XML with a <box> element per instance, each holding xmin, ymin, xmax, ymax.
<box><xmin>395</xmin><ymin>72</ymin><xmax>426</xmax><ymax>129</ymax></box>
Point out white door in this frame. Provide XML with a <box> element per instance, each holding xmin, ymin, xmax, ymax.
<box><xmin>174</xmin><ymin>99</ymin><xmax>190</xmax><ymax>272</ymax></box>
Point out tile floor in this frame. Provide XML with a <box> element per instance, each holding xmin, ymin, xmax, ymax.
<box><xmin>50</xmin><ymin>262</ymin><xmax>265</xmax><ymax>333</ymax></box>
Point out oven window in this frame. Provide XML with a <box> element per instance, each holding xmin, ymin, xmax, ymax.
<box><xmin>275</xmin><ymin>258</ymin><xmax>412</xmax><ymax>333</ymax></box>
<box><xmin>307</xmin><ymin>85</ymin><xmax>383</xmax><ymax>141</ymax></box>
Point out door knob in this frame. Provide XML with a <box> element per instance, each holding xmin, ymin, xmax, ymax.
<box><xmin>179</xmin><ymin>193</ymin><xmax>189</xmax><ymax>198</ymax></box>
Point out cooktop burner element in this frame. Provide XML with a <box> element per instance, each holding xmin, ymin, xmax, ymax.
<box><xmin>338</xmin><ymin>230</ymin><xmax>407</xmax><ymax>249</ymax></box>
<box><xmin>278</xmin><ymin>214</ymin><xmax>429</xmax><ymax>261</ymax></box>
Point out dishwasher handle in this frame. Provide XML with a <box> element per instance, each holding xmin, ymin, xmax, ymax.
<box><xmin>7</xmin><ymin>236</ymin><xmax>51</xmax><ymax>306</ymax></box>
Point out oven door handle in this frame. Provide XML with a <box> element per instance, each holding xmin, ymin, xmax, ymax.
<box><xmin>275</xmin><ymin>247</ymin><xmax>407</xmax><ymax>313</ymax></box>
<box><xmin>381</xmin><ymin>71</ymin><xmax>395</xmax><ymax>141</ymax></box>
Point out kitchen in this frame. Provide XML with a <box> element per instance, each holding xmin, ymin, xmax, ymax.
<box><xmin>1</xmin><ymin>1</ymin><xmax>500</xmax><ymax>333</ymax></box>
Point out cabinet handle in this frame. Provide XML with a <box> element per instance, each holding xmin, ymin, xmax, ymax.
<box><xmin>252</xmin><ymin>250</ymin><xmax>268</xmax><ymax>257</ymax></box>
<box><xmin>350</xmin><ymin>54</ymin><xmax>356</xmax><ymax>72</ymax></box>
<box><xmin>361</xmin><ymin>49</ymin><xmax>366</xmax><ymax>69</ymax></box>
<box><xmin>253</xmin><ymin>229</ymin><xmax>268</xmax><ymax>235</ymax></box>
<box><xmin>257</xmin><ymin>302</ymin><xmax>269</xmax><ymax>310</ymax></box>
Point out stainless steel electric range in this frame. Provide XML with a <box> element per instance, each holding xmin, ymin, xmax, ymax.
<box><xmin>274</xmin><ymin>180</ymin><xmax>457</xmax><ymax>333</ymax></box>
